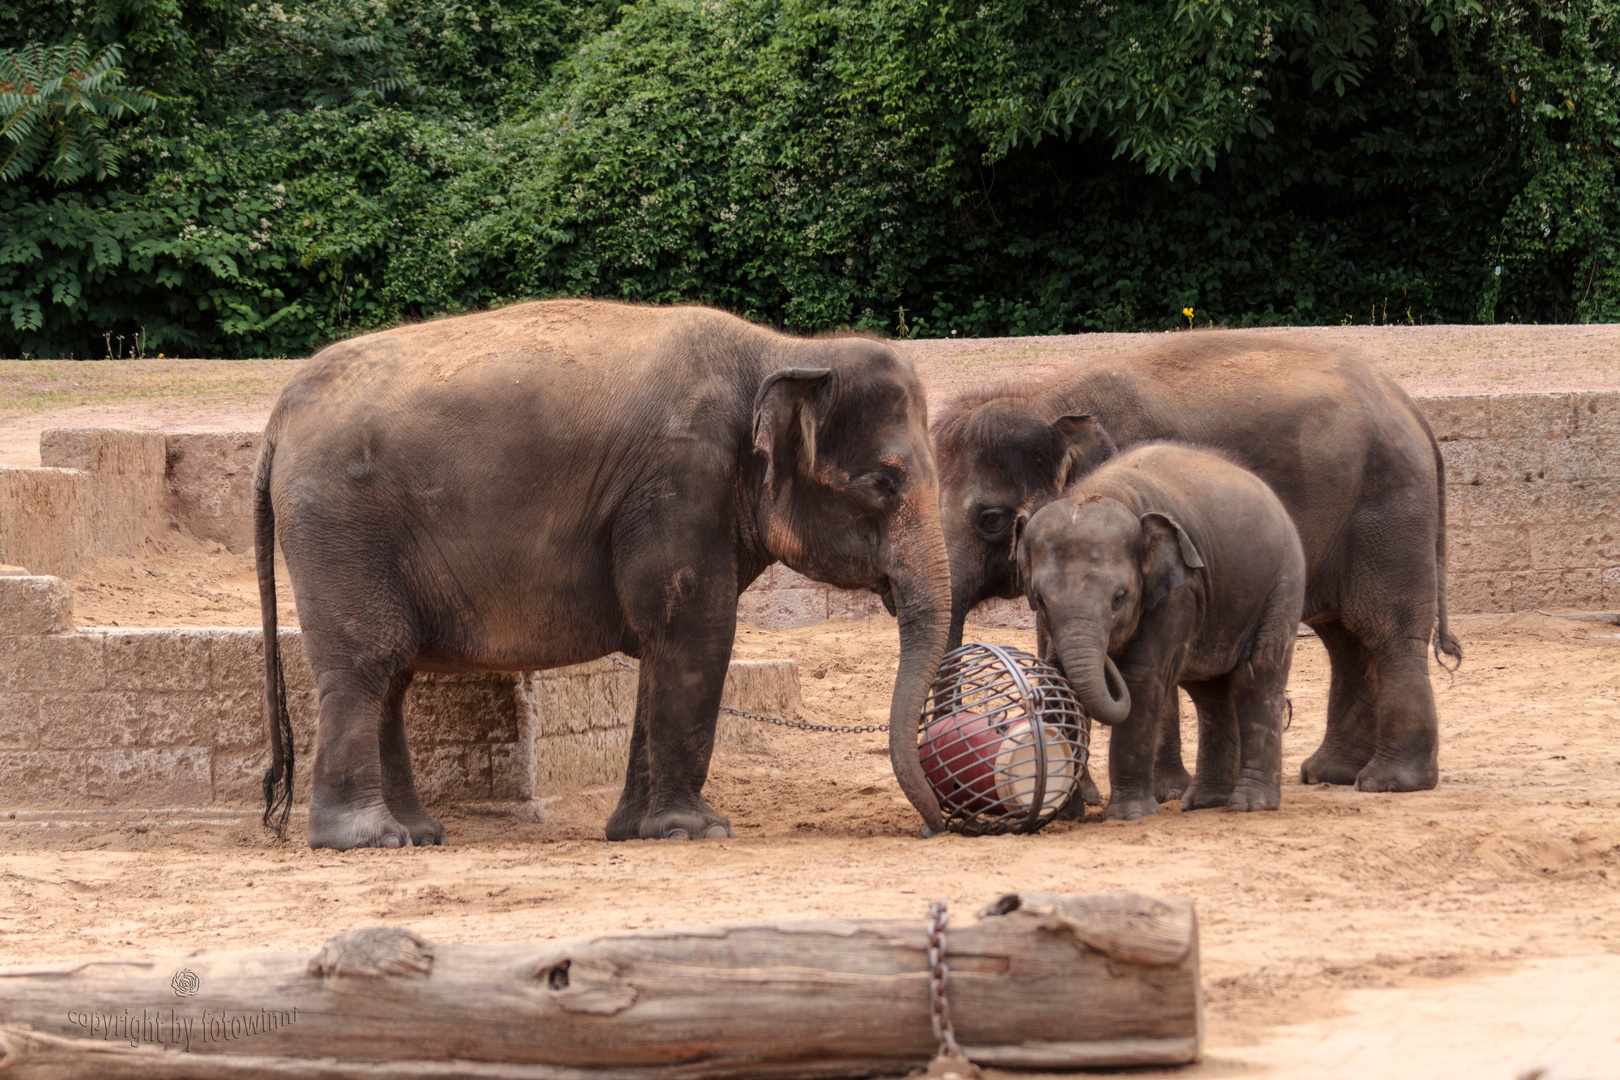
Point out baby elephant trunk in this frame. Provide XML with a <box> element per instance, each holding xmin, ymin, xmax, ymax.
<box><xmin>1056</xmin><ymin>628</ymin><xmax>1131</xmax><ymax>725</ymax></box>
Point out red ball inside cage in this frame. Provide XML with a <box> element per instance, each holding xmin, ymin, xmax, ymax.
<box><xmin>919</xmin><ymin>644</ymin><xmax>1088</xmax><ymax>836</ymax></box>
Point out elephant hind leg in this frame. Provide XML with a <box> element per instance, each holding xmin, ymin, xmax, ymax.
<box><xmin>1300</xmin><ymin>617</ymin><xmax>1379</xmax><ymax>785</ymax></box>
<box><xmin>306</xmin><ymin>671</ymin><xmax>413</xmax><ymax>851</ymax></box>
<box><xmin>379</xmin><ymin>669</ymin><xmax>445</xmax><ymax>847</ymax></box>
<box><xmin>1355</xmin><ymin>640</ymin><xmax>1439</xmax><ymax>792</ymax></box>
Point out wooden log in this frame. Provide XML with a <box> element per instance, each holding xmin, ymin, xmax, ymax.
<box><xmin>0</xmin><ymin>891</ymin><xmax>1201</xmax><ymax>1079</ymax></box>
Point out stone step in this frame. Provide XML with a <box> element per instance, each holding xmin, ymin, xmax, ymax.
<box><xmin>0</xmin><ymin>575</ymin><xmax>798</xmax><ymax>813</ymax></box>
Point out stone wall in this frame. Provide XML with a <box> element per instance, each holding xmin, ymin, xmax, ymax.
<box><xmin>0</xmin><ymin>575</ymin><xmax>798</xmax><ymax>812</ymax></box>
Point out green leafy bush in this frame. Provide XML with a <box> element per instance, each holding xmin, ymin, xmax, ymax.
<box><xmin>0</xmin><ymin>0</ymin><xmax>1615</xmax><ymax>358</ymax></box>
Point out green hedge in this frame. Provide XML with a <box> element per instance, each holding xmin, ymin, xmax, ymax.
<box><xmin>2</xmin><ymin>0</ymin><xmax>1616</xmax><ymax>358</ymax></box>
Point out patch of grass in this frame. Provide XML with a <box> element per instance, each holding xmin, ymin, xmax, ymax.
<box><xmin>0</xmin><ymin>359</ymin><xmax>304</xmax><ymax>417</ymax></box>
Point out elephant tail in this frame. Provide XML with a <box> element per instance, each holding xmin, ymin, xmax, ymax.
<box><xmin>255</xmin><ymin>435</ymin><xmax>295</xmax><ymax>838</ymax></box>
<box><xmin>1427</xmin><ymin>421</ymin><xmax>1463</xmax><ymax>671</ymax></box>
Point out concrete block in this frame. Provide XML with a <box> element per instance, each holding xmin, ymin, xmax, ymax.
<box><xmin>1459</xmin><ymin>482</ymin><xmax>1570</xmax><ymax>528</ymax></box>
<box><xmin>0</xmin><ymin>747</ymin><xmax>213</xmax><ymax>808</ymax></box>
<box><xmin>1416</xmin><ymin>395</ymin><xmax>1489</xmax><ymax>441</ymax></box>
<box><xmin>1574</xmin><ymin>391</ymin><xmax>1620</xmax><ymax>437</ymax></box>
<box><xmin>411</xmin><ymin>743</ymin><xmax>493</xmax><ymax>803</ymax></box>
<box><xmin>488</xmin><ymin>740</ymin><xmax>531</xmax><ymax>801</ymax></box>
<box><xmin>1570</xmin><ymin>480</ymin><xmax>1620</xmax><ymax>520</ymax></box>
<box><xmin>739</xmin><ymin>587</ymin><xmax>829</xmax><ymax>629</ymax></box>
<box><xmin>209</xmin><ymin>628</ymin><xmax>265</xmax><ymax>690</ymax></box>
<box><xmin>0</xmin><ymin>565</ymin><xmax>29</xmax><ymax>575</ymax></box>
<box><xmin>39</xmin><ymin>428</ymin><xmax>166</xmax><ymax>556</ymax></box>
<box><xmin>533</xmin><ymin>727</ymin><xmax>630</xmax><ymax>796</ymax></box>
<box><xmin>0</xmin><ymin>466</ymin><xmax>93</xmax><ymax>577</ymax></box>
<box><xmin>965</xmin><ymin>596</ymin><xmax>1036</xmax><ymax>631</ymax></box>
<box><xmin>1450</xmin><ymin>526</ymin><xmax>1532</xmax><ymax>573</ymax></box>
<box><xmin>720</xmin><ymin>659</ymin><xmax>800</xmax><ymax>721</ymax></box>
<box><xmin>522</xmin><ymin>666</ymin><xmax>628</xmax><ymax>737</ymax></box>
<box><xmin>0</xmin><ymin>575</ymin><xmax>73</xmax><ymax>635</ymax></box>
<box><xmin>0</xmin><ymin>633</ymin><xmax>105</xmax><ymax>693</ymax></box>
<box><xmin>1441</xmin><ymin>440</ymin><xmax>1546</xmax><ymax>486</ymax></box>
<box><xmin>201</xmin><ymin>689</ymin><xmax>262</xmax><ymax>749</ymax></box>
<box><xmin>406</xmin><ymin>672</ymin><xmax>521</xmax><ymax>745</ymax></box>
<box><xmin>211</xmin><ymin>746</ymin><xmax>314</xmax><ymax>808</ymax></box>
<box><xmin>103</xmin><ymin>628</ymin><xmax>212</xmax><ymax>691</ymax></box>
<box><xmin>1555</xmin><ymin>567</ymin><xmax>1607</xmax><ymax>609</ymax></box>
<box><xmin>38</xmin><ymin>693</ymin><xmax>145</xmax><ymax>749</ymax></box>
<box><xmin>164</xmin><ymin>431</ymin><xmax>262</xmax><ymax>553</ymax></box>
<box><xmin>1488</xmin><ymin>393</ymin><xmax>1576</xmax><ymax>439</ymax></box>
<box><xmin>0</xmin><ymin>694</ymin><xmax>39</xmax><ymax>749</ymax></box>
<box><xmin>1447</xmin><ymin>570</ymin><xmax>1538</xmax><ymax>613</ymax></box>
<box><xmin>1529</xmin><ymin>521</ymin><xmax>1620</xmax><ymax>571</ymax></box>
<box><xmin>1543</xmin><ymin>437</ymin><xmax>1619</xmax><ymax>482</ymax></box>
<box><xmin>827</xmin><ymin>588</ymin><xmax>888</xmax><ymax>621</ymax></box>
<box><xmin>1605</xmin><ymin>566</ymin><xmax>1620</xmax><ymax>608</ymax></box>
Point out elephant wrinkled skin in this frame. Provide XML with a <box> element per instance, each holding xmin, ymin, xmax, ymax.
<box><xmin>934</xmin><ymin>333</ymin><xmax>1460</xmax><ymax>799</ymax></box>
<box><xmin>1019</xmin><ymin>444</ymin><xmax>1307</xmax><ymax>821</ymax></box>
<box><xmin>256</xmin><ymin>300</ymin><xmax>952</xmax><ymax>849</ymax></box>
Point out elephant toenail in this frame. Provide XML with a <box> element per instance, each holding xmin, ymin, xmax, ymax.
<box><xmin>664</xmin><ymin>828</ymin><xmax>690</xmax><ymax>840</ymax></box>
<box><xmin>382</xmin><ymin>835</ymin><xmax>402</xmax><ymax>848</ymax></box>
<box><xmin>704</xmin><ymin>825</ymin><xmax>729</xmax><ymax>839</ymax></box>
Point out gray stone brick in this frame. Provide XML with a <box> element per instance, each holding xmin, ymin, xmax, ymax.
<box><xmin>738</xmin><ymin>587</ymin><xmax>828</xmax><ymax>629</ymax></box>
<box><xmin>411</xmin><ymin>744</ymin><xmax>492</xmax><ymax>803</ymax></box>
<box><xmin>827</xmin><ymin>588</ymin><xmax>887</xmax><ymax>621</ymax></box>
<box><xmin>720</xmin><ymin>659</ymin><xmax>800</xmax><ymax>723</ymax></box>
<box><xmin>1529</xmin><ymin>520</ymin><xmax>1620</xmax><ymax>571</ymax></box>
<box><xmin>207</xmin><ymin>688</ymin><xmax>265</xmax><ymax>749</ymax></box>
<box><xmin>488</xmin><ymin>740</ymin><xmax>531</xmax><ymax>801</ymax></box>
<box><xmin>1458</xmin><ymin>482</ymin><xmax>1571</xmax><ymax>528</ymax></box>
<box><xmin>1543</xmin><ymin>437</ymin><xmax>1619</xmax><ymax>483</ymax></box>
<box><xmin>1416</xmin><ymin>395</ymin><xmax>1489</xmax><ymax>441</ymax></box>
<box><xmin>164</xmin><ymin>430</ymin><xmax>262</xmax><ymax>553</ymax></box>
<box><xmin>212</xmin><ymin>746</ymin><xmax>313</xmax><ymax>808</ymax></box>
<box><xmin>0</xmin><ymin>575</ymin><xmax>73</xmax><ymax>635</ymax></box>
<box><xmin>534</xmin><ymin>727</ymin><xmax>630</xmax><ymax>796</ymax></box>
<box><xmin>966</xmin><ymin>596</ymin><xmax>1036</xmax><ymax>631</ymax></box>
<box><xmin>0</xmin><ymin>467</ymin><xmax>93</xmax><ymax>577</ymax></box>
<box><xmin>1555</xmin><ymin>567</ymin><xmax>1607</xmax><ymax>609</ymax></box>
<box><xmin>210</xmin><ymin>629</ymin><xmax>265</xmax><ymax>690</ymax></box>
<box><xmin>1450</xmin><ymin>526</ymin><xmax>1532</xmax><ymax>573</ymax></box>
<box><xmin>0</xmin><ymin>694</ymin><xmax>38</xmax><ymax>749</ymax></box>
<box><xmin>522</xmin><ymin>668</ymin><xmax>626</xmax><ymax>737</ymax></box>
<box><xmin>38</xmin><ymin>693</ymin><xmax>146</xmax><ymax>749</ymax></box>
<box><xmin>39</xmin><ymin>428</ymin><xmax>166</xmax><ymax>557</ymax></box>
<box><xmin>406</xmin><ymin>672</ymin><xmax>520</xmax><ymax>745</ymax></box>
<box><xmin>1441</xmin><ymin>440</ymin><xmax>1547</xmax><ymax>486</ymax></box>
<box><xmin>0</xmin><ymin>634</ymin><xmax>105</xmax><ymax>693</ymax></box>
<box><xmin>104</xmin><ymin>628</ymin><xmax>212</xmax><ymax>691</ymax></box>
<box><xmin>1570</xmin><ymin>480</ymin><xmax>1620</xmax><ymax>519</ymax></box>
<box><xmin>1488</xmin><ymin>393</ymin><xmax>1576</xmax><ymax>439</ymax></box>
<box><xmin>1574</xmin><ymin>391</ymin><xmax>1620</xmax><ymax>437</ymax></box>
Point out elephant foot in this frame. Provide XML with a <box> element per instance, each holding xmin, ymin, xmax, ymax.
<box><xmin>1179</xmin><ymin>780</ymin><xmax>1231</xmax><ymax>812</ymax></box>
<box><xmin>637</xmin><ymin>804</ymin><xmax>734</xmax><ymax>841</ymax></box>
<box><xmin>1104</xmin><ymin>794</ymin><xmax>1160</xmax><ymax>822</ymax></box>
<box><xmin>1227</xmin><ymin>773</ymin><xmax>1281</xmax><ymax>812</ymax></box>
<box><xmin>1154</xmin><ymin>764</ymin><xmax>1193</xmax><ymax>803</ymax></box>
<box><xmin>1300</xmin><ymin>745</ymin><xmax>1371</xmax><ymax>786</ymax></box>
<box><xmin>391</xmin><ymin>807</ymin><xmax>446</xmax><ymax>847</ymax></box>
<box><xmin>307</xmin><ymin>801</ymin><xmax>411</xmax><ymax>851</ymax></box>
<box><xmin>1355</xmin><ymin>755</ymin><xmax>1438</xmax><ymax>793</ymax></box>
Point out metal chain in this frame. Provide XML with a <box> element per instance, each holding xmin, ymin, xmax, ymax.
<box><xmin>605</xmin><ymin>653</ymin><xmax>887</xmax><ymax>734</ymax></box>
<box><xmin>927</xmin><ymin>899</ymin><xmax>963</xmax><ymax>1061</ymax></box>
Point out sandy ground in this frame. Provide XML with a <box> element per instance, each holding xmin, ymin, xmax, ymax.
<box><xmin>4</xmin><ymin>324</ymin><xmax>1620</xmax><ymax>1077</ymax></box>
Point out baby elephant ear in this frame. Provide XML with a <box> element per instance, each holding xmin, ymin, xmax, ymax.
<box><xmin>1139</xmin><ymin>511</ymin><xmax>1205</xmax><ymax>610</ymax></box>
<box><xmin>752</xmin><ymin>368</ymin><xmax>833</xmax><ymax>491</ymax></box>
<box><xmin>1053</xmin><ymin>414</ymin><xmax>1118</xmax><ymax>491</ymax></box>
<box><xmin>1013</xmin><ymin>512</ymin><xmax>1035</xmax><ymax>610</ymax></box>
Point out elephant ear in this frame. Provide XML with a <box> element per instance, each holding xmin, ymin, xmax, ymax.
<box><xmin>752</xmin><ymin>368</ymin><xmax>833</xmax><ymax>493</ymax></box>
<box><xmin>1053</xmin><ymin>415</ymin><xmax>1118</xmax><ymax>492</ymax></box>
<box><xmin>1013</xmin><ymin>512</ymin><xmax>1035</xmax><ymax>610</ymax></box>
<box><xmin>1140</xmin><ymin>511</ymin><xmax>1205</xmax><ymax>610</ymax></box>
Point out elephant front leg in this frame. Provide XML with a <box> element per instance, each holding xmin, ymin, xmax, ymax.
<box><xmin>1229</xmin><ymin>684</ymin><xmax>1285</xmax><ymax>812</ymax></box>
<box><xmin>306</xmin><ymin>671</ymin><xmax>413</xmax><ymax>850</ymax></box>
<box><xmin>634</xmin><ymin>636</ymin><xmax>735</xmax><ymax>839</ymax></box>
<box><xmin>1180</xmin><ymin>679</ymin><xmax>1240</xmax><ymax>811</ymax></box>
<box><xmin>1153</xmin><ymin>684</ymin><xmax>1192</xmax><ymax>802</ymax></box>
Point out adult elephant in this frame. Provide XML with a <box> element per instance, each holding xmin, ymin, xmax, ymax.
<box><xmin>932</xmin><ymin>332</ymin><xmax>1461</xmax><ymax>796</ymax></box>
<box><xmin>256</xmin><ymin>300</ymin><xmax>952</xmax><ymax>849</ymax></box>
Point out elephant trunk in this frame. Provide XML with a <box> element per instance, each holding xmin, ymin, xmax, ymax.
<box><xmin>1056</xmin><ymin>625</ymin><xmax>1131</xmax><ymax>726</ymax></box>
<box><xmin>884</xmin><ymin>503</ymin><xmax>953</xmax><ymax>836</ymax></box>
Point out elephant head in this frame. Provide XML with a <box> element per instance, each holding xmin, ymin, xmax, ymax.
<box><xmin>750</xmin><ymin>338</ymin><xmax>953</xmax><ymax>833</ymax></box>
<box><xmin>1016</xmin><ymin>498</ymin><xmax>1203</xmax><ymax>725</ymax></box>
<box><xmin>932</xmin><ymin>399</ymin><xmax>1119</xmax><ymax>648</ymax></box>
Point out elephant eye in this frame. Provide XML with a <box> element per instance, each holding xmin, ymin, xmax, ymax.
<box><xmin>975</xmin><ymin>507</ymin><xmax>1012</xmax><ymax>538</ymax></box>
<box><xmin>1111</xmin><ymin>588</ymin><xmax>1127</xmax><ymax>611</ymax></box>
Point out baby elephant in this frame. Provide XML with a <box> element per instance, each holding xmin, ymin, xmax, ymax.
<box><xmin>1016</xmin><ymin>442</ymin><xmax>1306</xmax><ymax>820</ymax></box>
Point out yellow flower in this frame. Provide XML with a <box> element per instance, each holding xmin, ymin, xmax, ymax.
<box><xmin>157</xmin><ymin>353</ymin><xmax>165</xmax><ymax>358</ymax></box>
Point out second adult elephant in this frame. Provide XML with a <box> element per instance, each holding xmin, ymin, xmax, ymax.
<box><xmin>933</xmin><ymin>333</ymin><xmax>1460</xmax><ymax>796</ymax></box>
